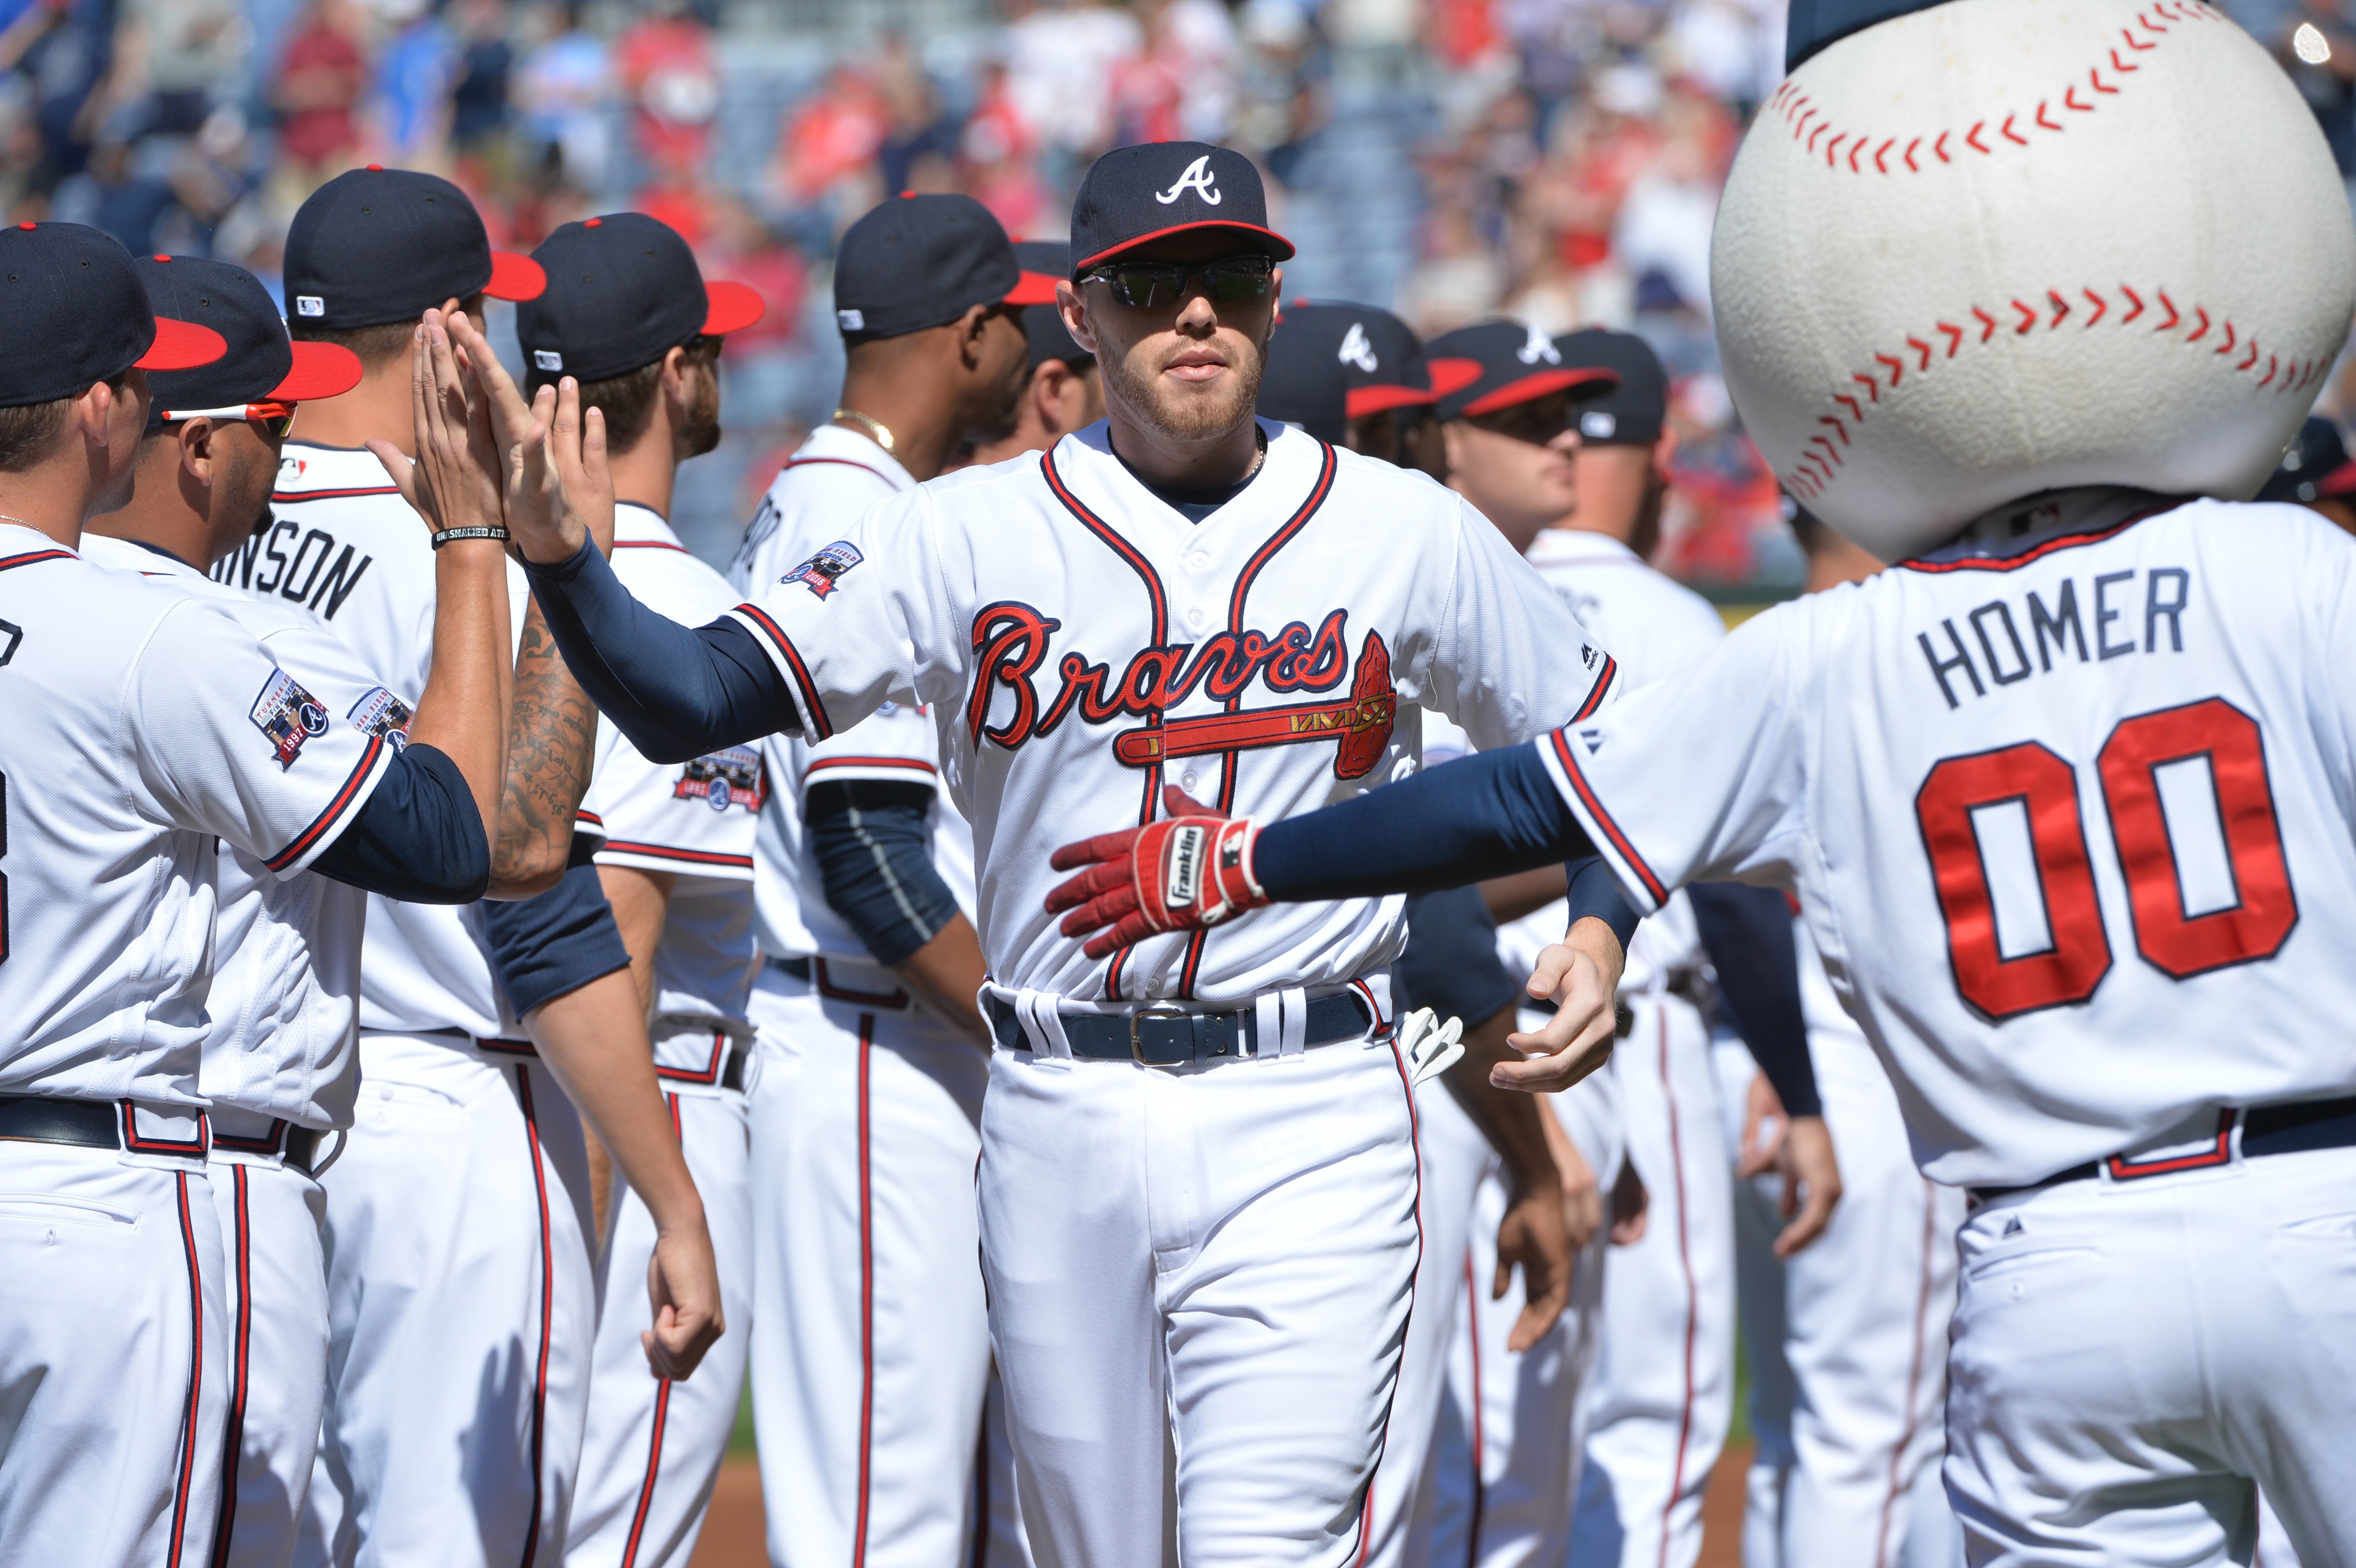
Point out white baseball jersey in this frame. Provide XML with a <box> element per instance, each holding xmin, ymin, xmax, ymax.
<box><xmin>727</xmin><ymin>424</ymin><xmax>917</xmax><ymax>961</ymax></box>
<box><xmin>728</xmin><ymin>421</ymin><xmax>1611</xmax><ymax>1006</ymax></box>
<box><xmin>1548</xmin><ymin>493</ymin><xmax>2356</xmax><ymax>1186</ymax></box>
<box><xmin>226</xmin><ymin>441</ymin><xmax>527</xmax><ymax>1039</ymax></box>
<box><xmin>83</xmin><ymin>534</ymin><xmax>406</xmax><ymax>1130</ymax></box>
<box><xmin>0</xmin><ymin>523</ymin><xmax>395</xmax><ymax>1106</ymax></box>
<box><xmin>595</xmin><ymin>503</ymin><xmax>762</xmax><ymax>1065</ymax></box>
<box><xmin>1495</xmin><ymin>527</ymin><xmax>1723</xmax><ymax>991</ymax></box>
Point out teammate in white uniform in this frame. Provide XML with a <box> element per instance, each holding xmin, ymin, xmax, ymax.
<box><xmin>498</xmin><ymin>212</ymin><xmax>769</xmax><ymax>1568</ymax></box>
<box><xmin>1717</xmin><ymin>510</ymin><xmax>1964</xmax><ymax>1568</ymax></box>
<box><xmin>726</xmin><ymin>194</ymin><xmax>1049</xmax><ymax>1568</ymax></box>
<box><xmin>241</xmin><ymin>167</ymin><xmax>721</xmax><ymax>1567</ymax></box>
<box><xmin>958</xmin><ymin>239</ymin><xmax>1107</xmax><ymax>471</ymax></box>
<box><xmin>486</xmin><ymin>142</ymin><xmax>1626</xmax><ymax>1567</ymax></box>
<box><xmin>1058</xmin><ymin>6</ymin><xmax>2356</xmax><ymax>1556</ymax></box>
<box><xmin>1259</xmin><ymin>303</ymin><xmax>1583</xmax><ymax>1568</ymax></box>
<box><xmin>0</xmin><ymin>225</ymin><xmax>511</xmax><ymax>1568</ymax></box>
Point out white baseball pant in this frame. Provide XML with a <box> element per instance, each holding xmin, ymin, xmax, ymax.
<box><xmin>0</xmin><ymin>1128</ymin><xmax>223</xmax><ymax>1568</ymax></box>
<box><xmin>206</xmin><ymin>1135</ymin><xmax>331</xmax><ymax>1568</ymax></box>
<box><xmin>1711</xmin><ymin>1033</ymin><xmax>1965</xmax><ymax>1568</ymax></box>
<box><xmin>300</xmin><ymin>1032</ymin><xmax>596</xmax><ymax>1568</ymax></box>
<box><xmin>745</xmin><ymin>958</ymin><xmax>1008</xmax><ymax>1568</ymax></box>
<box><xmin>979</xmin><ymin>1020</ymin><xmax>1421</xmax><ymax>1568</ymax></box>
<box><xmin>567</xmin><ymin>1045</ymin><xmax>754</xmax><ymax>1568</ymax></box>
<box><xmin>1945</xmin><ymin>1144</ymin><xmax>2356</xmax><ymax>1567</ymax></box>
<box><xmin>1570</xmin><ymin>993</ymin><xmax>1734</xmax><ymax>1568</ymax></box>
<box><xmin>1426</xmin><ymin>1043</ymin><xmax>1620</xmax><ymax>1568</ymax></box>
<box><xmin>1361</xmin><ymin>1077</ymin><xmax>1496</xmax><ymax>1568</ymax></box>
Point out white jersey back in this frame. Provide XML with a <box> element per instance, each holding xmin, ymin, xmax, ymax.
<box><xmin>730</xmin><ymin>421</ymin><xmax>1612</xmax><ymax>1007</ymax></box>
<box><xmin>84</xmin><ymin>534</ymin><xmax>405</xmax><ymax>1128</ymax></box>
<box><xmin>595</xmin><ymin>504</ymin><xmax>760</xmax><ymax>1063</ymax></box>
<box><xmin>229</xmin><ymin>442</ymin><xmax>526</xmax><ymax>1038</ymax></box>
<box><xmin>0</xmin><ymin>525</ymin><xmax>393</xmax><ymax>1105</ymax></box>
<box><xmin>726</xmin><ymin>425</ymin><xmax>917</xmax><ymax>960</ymax></box>
<box><xmin>1547</xmin><ymin>495</ymin><xmax>2356</xmax><ymax>1185</ymax></box>
<box><xmin>1496</xmin><ymin>527</ymin><xmax>1724</xmax><ymax>990</ymax></box>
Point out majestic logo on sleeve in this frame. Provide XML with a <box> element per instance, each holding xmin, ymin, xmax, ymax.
<box><xmin>250</xmin><ymin>668</ymin><xmax>331</xmax><ymax>769</ymax></box>
<box><xmin>966</xmin><ymin>605</ymin><xmax>1396</xmax><ymax>779</ymax></box>
<box><xmin>673</xmin><ymin>746</ymin><xmax>765</xmax><ymax>813</ymax></box>
<box><xmin>781</xmin><ymin>540</ymin><xmax>863</xmax><ymax>599</ymax></box>
<box><xmin>348</xmin><ymin>687</ymin><xmax>413</xmax><ymax>751</ymax></box>
<box><xmin>1155</xmin><ymin>155</ymin><xmax>1222</xmax><ymax>206</ymax></box>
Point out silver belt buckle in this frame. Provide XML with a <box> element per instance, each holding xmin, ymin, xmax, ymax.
<box><xmin>1130</xmin><ymin>1002</ymin><xmax>1191</xmax><ymax>1066</ymax></box>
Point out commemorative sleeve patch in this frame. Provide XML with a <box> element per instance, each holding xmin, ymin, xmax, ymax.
<box><xmin>780</xmin><ymin>540</ymin><xmax>862</xmax><ymax>599</ymax></box>
<box><xmin>673</xmin><ymin>745</ymin><xmax>765</xmax><ymax>812</ymax></box>
<box><xmin>250</xmin><ymin>668</ymin><xmax>332</xmax><ymax>769</ymax></box>
<box><xmin>347</xmin><ymin>686</ymin><xmax>414</xmax><ymax>750</ymax></box>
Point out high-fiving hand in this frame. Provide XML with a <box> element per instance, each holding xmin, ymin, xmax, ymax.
<box><xmin>442</xmin><ymin>311</ymin><xmax>616</xmax><ymax>562</ymax></box>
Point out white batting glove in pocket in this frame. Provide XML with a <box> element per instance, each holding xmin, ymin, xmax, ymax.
<box><xmin>1399</xmin><ymin>1007</ymin><xmax>1465</xmax><ymax>1086</ymax></box>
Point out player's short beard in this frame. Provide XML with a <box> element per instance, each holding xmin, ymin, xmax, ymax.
<box><xmin>679</xmin><ymin>363</ymin><xmax>722</xmax><ymax>458</ymax></box>
<box><xmin>1102</xmin><ymin>333</ymin><xmax>1265</xmax><ymax>446</ymax></box>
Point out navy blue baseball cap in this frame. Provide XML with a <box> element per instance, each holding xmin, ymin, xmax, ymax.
<box><xmin>1553</xmin><ymin>328</ymin><xmax>1668</xmax><ymax>446</ymax></box>
<box><xmin>833</xmin><ymin>194</ymin><xmax>1058</xmax><ymax>341</ymax></box>
<box><xmin>1428</xmin><ymin>320</ymin><xmax>1619</xmax><ymax>423</ymax></box>
<box><xmin>1013</xmin><ymin>240</ymin><xmax>1091</xmax><ymax>372</ymax></box>
<box><xmin>517</xmin><ymin>212</ymin><xmax>766</xmax><ymax>384</ymax></box>
<box><xmin>0</xmin><ymin>222</ymin><xmax>225</xmax><ymax>408</ymax></box>
<box><xmin>134</xmin><ymin>254</ymin><xmax>362</xmax><ymax>419</ymax></box>
<box><xmin>1068</xmin><ymin>142</ymin><xmax>1295</xmax><ymax>272</ymax></box>
<box><xmin>1260</xmin><ymin>301</ymin><xmax>1472</xmax><ymax>443</ymax></box>
<box><xmin>285</xmin><ymin>166</ymin><xmax>546</xmax><ymax>331</ymax></box>
<box><xmin>2258</xmin><ymin>416</ymin><xmax>2356</xmax><ymax>504</ymax></box>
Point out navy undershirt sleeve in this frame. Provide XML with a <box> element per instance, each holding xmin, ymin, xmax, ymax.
<box><xmin>1395</xmin><ymin>886</ymin><xmax>1522</xmax><ymax>1030</ymax></box>
<box><xmin>522</xmin><ymin>539</ymin><xmax>799</xmax><ymax>764</ymax></box>
<box><xmin>806</xmin><ymin>780</ymin><xmax>964</xmax><ymax>969</ymax></box>
<box><xmin>480</xmin><ymin>861</ymin><xmax>634</xmax><ymax>1018</ymax></box>
<box><xmin>1254</xmin><ymin>743</ymin><xmax>1598</xmax><ymax>901</ymax></box>
<box><xmin>1686</xmin><ymin>882</ymin><xmax>1821</xmax><ymax>1119</ymax></box>
<box><xmin>312</xmin><ymin>741</ymin><xmax>489</xmax><ymax>904</ymax></box>
<box><xmin>1566</xmin><ymin>856</ymin><xmax>1642</xmax><ymax>953</ymax></box>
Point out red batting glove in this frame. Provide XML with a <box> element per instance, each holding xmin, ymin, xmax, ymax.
<box><xmin>1045</xmin><ymin>786</ymin><xmax>1269</xmax><ymax>958</ymax></box>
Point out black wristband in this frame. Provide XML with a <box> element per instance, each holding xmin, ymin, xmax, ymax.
<box><xmin>432</xmin><ymin>525</ymin><xmax>509</xmax><ymax>549</ymax></box>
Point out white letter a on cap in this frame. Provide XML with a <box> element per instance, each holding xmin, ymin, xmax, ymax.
<box><xmin>1516</xmin><ymin>323</ymin><xmax>1561</xmax><ymax>365</ymax></box>
<box><xmin>1156</xmin><ymin>155</ymin><xmax>1222</xmax><ymax>206</ymax></box>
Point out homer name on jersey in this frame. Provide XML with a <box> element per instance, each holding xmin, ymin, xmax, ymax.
<box><xmin>1913</xmin><ymin>558</ymin><xmax>2192</xmax><ymax>710</ymax></box>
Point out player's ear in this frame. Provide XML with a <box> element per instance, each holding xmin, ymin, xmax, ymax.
<box><xmin>1058</xmin><ymin>280</ymin><xmax>1097</xmax><ymax>357</ymax></box>
<box><xmin>956</xmin><ymin>302</ymin><xmax>994</xmax><ymax>369</ymax></box>
<box><xmin>1652</xmin><ymin>426</ymin><xmax>1678</xmax><ymax>477</ymax></box>
<box><xmin>179</xmin><ymin>416</ymin><xmax>216</xmax><ymax>485</ymax></box>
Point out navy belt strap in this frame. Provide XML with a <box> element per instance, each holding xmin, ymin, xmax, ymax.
<box><xmin>0</xmin><ymin>1094</ymin><xmax>119</xmax><ymax>1149</ymax></box>
<box><xmin>1972</xmin><ymin>1092</ymin><xmax>2356</xmax><ymax>1201</ymax></box>
<box><xmin>985</xmin><ymin>991</ymin><xmax>1372</xmax><ymax>1066</ymax></box>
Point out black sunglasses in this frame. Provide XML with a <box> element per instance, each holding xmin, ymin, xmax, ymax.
<box><xmin>1079</xmin><ymin>254</ymin><xmax>1276</xmax><ymax>312</ymax></box>
<box><xmin>1466</xmin><ymin>393</ymin><xmax>1575</xmax><ymax>449</ymax></box>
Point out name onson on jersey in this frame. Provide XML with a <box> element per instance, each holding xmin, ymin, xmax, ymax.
<box><xmin>214</xmin><ymin>515</ymin><xmax>376</xmax><ymax>621</ymax></box>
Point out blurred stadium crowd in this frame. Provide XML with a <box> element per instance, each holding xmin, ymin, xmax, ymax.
<box><xmin>2</xmin><ymin>0</ymin><xmax>2350</xmax><ymax>572</ymax></box>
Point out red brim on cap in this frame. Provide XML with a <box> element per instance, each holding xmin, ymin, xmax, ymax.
<box><xmin>270</xmin><ymin>340</ymin><xmax>365</xmax><ymax>403</ymax></box>
<box><xmin>136</xmin><ymin>316</ymin><xmax>229</xmax><ymax>371</ymax></box>
<box><xmin>2316</xmin><ymin>457</ymin><xmax>2356</xmax><ymax>498</ymax></box>
<box><xmin>1427</xmin><ymin>358</ymin><xmax>1484</xmax><ymax>398</ymax></box>
<box><xmin>1074</xmin><ymin>221</ymin><xmax>1297</xmax><ymax>270</ymax></box>
<box><xmin>1004</xmin><ymin>271</ymin><xmax>1063</xmax><ymax>306</ymax></box>
<box><xmin>485</xmin><ymin>250</ymin><xmax>547</xmax><ymax>302</ymax></box>
<box><xmin>701</xmin><ymin>279</ymin><xmax>767</xmax><ymax>336</ymax></box>
<box><xmin>1346</xmin><ymin>383</ymin><xmax>1440</xmax><ymax>419</ymax></box>
<box><xmin>1461</xmin><ymin>366</ymin><xmax>1619</xmax><ymax>418</ymax></box>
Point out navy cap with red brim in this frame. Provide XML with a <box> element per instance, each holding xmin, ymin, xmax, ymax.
<box><xmin>270</xmin><ymin>340</ymin><xmax>364</xmax><ymax>402</ymax></box>
<box><xmin>137</xmin><ymin>316</ymin><xmax>229</xmax><ymax>371</ymax></box>
<box><xmin>1069</xmin><ymin>142</ymin><xmax>1295</xmax><ymax>272</ymax></box>
<box><xmin>1428</xmin><ymin>322</ymin><xmax>1619</xmax><ymax>423</ymax></box>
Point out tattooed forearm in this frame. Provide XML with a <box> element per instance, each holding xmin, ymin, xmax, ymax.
<box><xmin>491</xmin><ymin>600</ymin><xmax>601</xmax><ymax>893</ymax></box>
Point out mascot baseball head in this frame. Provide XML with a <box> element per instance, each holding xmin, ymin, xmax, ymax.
<box><xmin>1713</xmin><ymin>0</ymin><xmax>2356</xmax><ymax>561</ymax></box>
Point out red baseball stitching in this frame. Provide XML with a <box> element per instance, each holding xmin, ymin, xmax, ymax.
<box><xmin>1782</xmin><ymin>282</ymin><xmax>2327</xmax><ymax>501</ymax></box>
<box><xmin>1765</xmin><ymin>0</ymin><xmax>2219</xmax><ymax>177</ymax></box>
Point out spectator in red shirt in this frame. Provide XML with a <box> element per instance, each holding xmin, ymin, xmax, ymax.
<box><xmin>272</xmin><ymin>0</ymin><xmax>367</xmax><ymax>180</ymax></box>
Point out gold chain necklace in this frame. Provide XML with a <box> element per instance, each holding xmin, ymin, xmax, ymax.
<box><xmin>831</xmin><ymin>407</ymin><xmax>895</xmax><ymax>455</ymax></box>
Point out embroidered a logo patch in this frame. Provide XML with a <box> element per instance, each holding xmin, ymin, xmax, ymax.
<box><xmin>673</xmin><ymin>745</ymin><xmax>764</xmax><ymax>813</ymax></box>
<box><xmin>782</xmin><ymin>540</ymin><xmax>863</xmax><ymax>599</ymax></box>
<box><xmin>348</xmin><ymin>686</ymin><xmax>414</xmax><ymax>750</ymax></box>
<box><xmin>251</xmin><ymin>668</ymin><xmax>331</xmax><ymax>769</ymax></box>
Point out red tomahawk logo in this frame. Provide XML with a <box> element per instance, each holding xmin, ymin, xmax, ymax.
<box><xmin>1112</xmin><ymin>631</ymin><xmax>1395</xmax><ymax>780</ymax></box>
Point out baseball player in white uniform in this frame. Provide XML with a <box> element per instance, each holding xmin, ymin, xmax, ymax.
<box><xmin>240</xmin><ymin>167</ymin><xmax>721</xmax><ymax>1567</ymax></box>
<box><xmin>495</xmin><ymin>212</ymin><xmax>769</xmax><ymax>1568</ymax></box>
<box><xmin>1257</xmin><ymin>302</ymin><xmax>1586</xmax><ymax>1568</ymax></box>
<box><xmin>0</xmin><ymin>225</ymin><xmax>512</xmax><ymax>1568</ymax></box>
<box><xmin>725</xmin><ymin>194</ymin><xmax>1048</xmax><ymax>1568</ymax></box>
<box><xmin>1054</xmin><ymin>4</ymin><xmax>2356</xmax><ymax>1558</ymax></box>
<box><xmin>1718</xmin><ymin>510</ymin><xmax>1964</xmax><ymax>1568</ymax></box>
<box><xmin>480</xmin><ymin>141</ymin><xmax>1630</xmax><ymax>1566</ymax></box>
